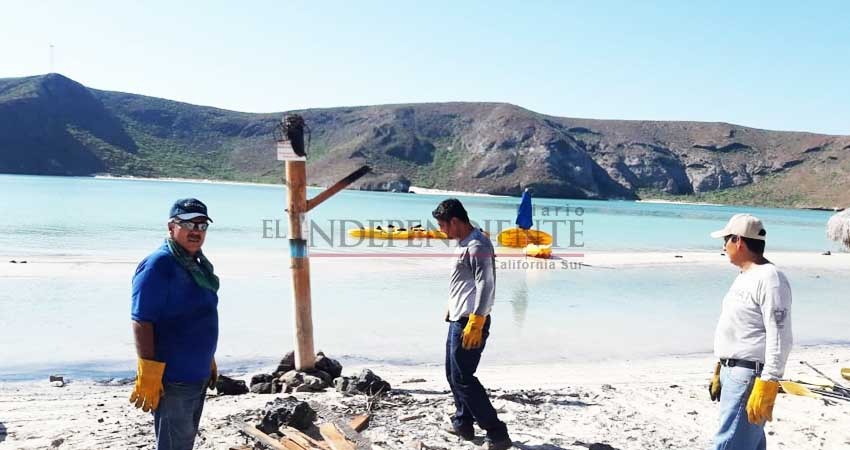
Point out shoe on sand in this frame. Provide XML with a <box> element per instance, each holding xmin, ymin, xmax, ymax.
<box><xmin>442</xmin><ymin>425</ymin><xmax>474</xmax><ymax>441</ymax></box>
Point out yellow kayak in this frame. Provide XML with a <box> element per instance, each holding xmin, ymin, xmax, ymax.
<box><xmin>523</xmin><ymin>244</ymin><xmax>552</xmax><ymax>259</ymax></box>
<box><xmin>348</xmin><ymin>227</ymin><xmax>447</xmax><ymax>239</ymax></box>
<box><xmin>497</xmin><ymin>227</ymin><xmax>553</xmax><ymax>248</ymax></box>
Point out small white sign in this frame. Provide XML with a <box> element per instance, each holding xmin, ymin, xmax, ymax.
<box><xmin>276</xmin><ymin>141</ymin><xmax>306</xmax><ymax>161</ymax></box>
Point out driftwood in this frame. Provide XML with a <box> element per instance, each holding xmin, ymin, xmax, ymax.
<box><xmin>349</xmin><ymin>414</ymin><xmax>370</xmax><ymax>432</ymax></box>
<box><xmin>319</xmin><ymin>423</ymin><xmax>356</xmax><ymax>450</ymax></box>
<box><xmin>240</xmin><ymin>423</ymin><xmax>289</xmax><ymax>450</ymax></box>
<box><xmin>279</xmin><ymin>426</ymin><xmax>330</xmax><ymax>450</ymax></box>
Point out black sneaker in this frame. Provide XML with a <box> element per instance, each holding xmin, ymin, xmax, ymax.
<box><xmin>481</xmin><ymin>437</ymin><xmax>512</xmax><ymax>450</ymax></box>
<box><xmin>442</xmin><ymin>425</ymin><xmax>475</xmax><ymax>441</ymax></box>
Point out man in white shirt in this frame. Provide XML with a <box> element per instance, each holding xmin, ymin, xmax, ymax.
<box><xmin>709</xmin><ymin>214</ymin><xmax>793</xmax><ymax>450</ymax></box>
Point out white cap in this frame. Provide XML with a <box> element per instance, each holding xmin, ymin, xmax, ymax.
<box><xmin>710</xmin><ymin>214</ymin><xmax>767</xmax><ymax>241</ymax></box>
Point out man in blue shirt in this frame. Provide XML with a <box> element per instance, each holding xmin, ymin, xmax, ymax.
<box><xmin>130</xmin><ymin>198</ymin><xmax>219</xmax><ymax>450</ymax></box>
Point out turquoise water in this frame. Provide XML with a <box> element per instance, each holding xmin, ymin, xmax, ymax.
<box><xmin>0</xmin><ymin>174</ymin><xmax>847</xmax><ymax>380</ymax></box>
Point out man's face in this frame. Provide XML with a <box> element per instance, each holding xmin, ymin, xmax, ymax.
<box><xmin>437</xmin><ymin>218</ymin><xmax>464</xmax><ymax>240</ymax></box>
<box><xmin>168</xmin><ymin>218</ymin><xmax>209</xmax><ymax>254</ymax></box>
<box><xmin>724</xmin><ymin>235</ymin><xmax>743</xmax><ymax>265</ymax></box>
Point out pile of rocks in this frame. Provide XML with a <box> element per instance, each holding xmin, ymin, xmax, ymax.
<box><xmin>246</xmin><ymin>351</ymin><xmax>391</xmax><ymax>396</ymax></box>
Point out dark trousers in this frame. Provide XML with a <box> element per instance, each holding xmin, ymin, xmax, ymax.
<box><xmin>445</xmin><ymin>316</ymin><xmax>509</xmax><ymax>441</ymax></box>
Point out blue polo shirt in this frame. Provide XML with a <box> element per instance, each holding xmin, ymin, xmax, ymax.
<box><xmin>131</xmin><ymin>243</ymin><xmax>219</xmax><ymax>383</ymax></box>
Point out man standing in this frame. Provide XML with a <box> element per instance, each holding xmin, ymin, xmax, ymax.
<box><xmin>130</xmin><ymin>198</ymin><xmax>220</xmax><ymax>450</ymax></box>
<box><xmin>432</xmin><ymin>199</ymin><xmax>512</xmax><ymax>450</ymax></box>
<box><xmin>709</xmin><ymin>214</ymin><xmax>793</xmax><ymax>450</ymax></box>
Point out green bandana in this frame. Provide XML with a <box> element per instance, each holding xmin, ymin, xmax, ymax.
<box><xmin>166</xmin><ymin>239</ymin><xmax>220</xmax><ymax>293</ymax></box>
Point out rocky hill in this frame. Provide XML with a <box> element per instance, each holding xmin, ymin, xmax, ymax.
<box><xmin>2</xmin><ymin>73</ymin><xmax>849</xmax><ymax>207</ymax></box>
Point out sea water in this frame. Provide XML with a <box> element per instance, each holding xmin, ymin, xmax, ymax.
<box><xmin>0</xmin><ymin>174</ymin><xmax>847</xmax><ymax>380</ymax></box>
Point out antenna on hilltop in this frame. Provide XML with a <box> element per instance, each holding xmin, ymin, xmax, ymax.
<box><xmin>49</xmin><ymin>44</ymin><xmax>54</xmax><ymax>73</ymax></box>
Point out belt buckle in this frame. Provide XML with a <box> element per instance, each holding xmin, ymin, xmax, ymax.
<box><xmin>727</xmin><ymin>359</ymin><xmax>737</xmax><ymax>367</ymax></box>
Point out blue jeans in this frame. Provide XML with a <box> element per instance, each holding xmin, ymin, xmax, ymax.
<box><xmin>446</xmin><ymin>316</ymin><xmax>509</xmax><ymax>442</ymax></box>
<box><xmin>154</xmin><ymin>381</ymin><xmax>208</xmax><ymax>450</ymax></box>
<box><xmin>712</xmin><ymin>365</ymin><xmax>766</xmax><ymax>450</ymax></box>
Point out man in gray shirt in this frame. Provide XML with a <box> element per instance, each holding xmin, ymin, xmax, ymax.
<box><xmin>708</xmin><ymin>214</ymin><xmax>792</xmax><ymax>450</ymax></box>
<box><xmin>432</xmin><ymin>199</ymin><xmax>512</xmax><ymax>450</ymax></box>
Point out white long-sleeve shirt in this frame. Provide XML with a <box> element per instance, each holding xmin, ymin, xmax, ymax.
<box><xmin>714</xmin><ymin>263</ymin><xmax>793</xmax><ymax>381</ymax></box>
<box><xmin>446</xmin><ymin>228</ymin><xmax>496</xmax><ymax>321</ymax></box>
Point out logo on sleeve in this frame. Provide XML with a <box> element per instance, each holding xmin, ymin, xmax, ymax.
<box><xmin>773</xmin><ymin>308</ymin><xmax>788</xmax><ymax>328</ymax></box>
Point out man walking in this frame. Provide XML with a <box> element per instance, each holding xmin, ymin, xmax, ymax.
<box><xmin>432</xmin><ymin>198</ymin><xmax>512</xmax><ymax>450</ymax></box>
<box><xmin>709</xmin><ymin>214</ymin><xmax>793</xmax><ymax>450</ymax></box>
<box><xmin>130</xmin><ymin>198</ymin><xmax>220</xmax><ymax>450</ymax></box>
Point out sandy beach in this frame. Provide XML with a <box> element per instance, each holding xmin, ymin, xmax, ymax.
<box><xmin>1</xmin><ymin>345</ymin><xmax>849</xmax><ymax>450</ymax></box>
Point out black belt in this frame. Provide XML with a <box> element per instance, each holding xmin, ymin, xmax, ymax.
<box><xmin>720</xmin><ymin>358</ymin><xmax>763</xmax><ymax>372</ymax></box>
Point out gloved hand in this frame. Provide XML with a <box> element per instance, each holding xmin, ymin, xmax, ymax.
<box><xmin>709</xmin><ymin>361</ymin><xmax>722</xmax><ymax>401</ymax></box>
<box><xmin>746</xmin><ymin>378</ymin><xmax>780</xmax><ymax>425</ymax></box>
<box><xmin>209</xmin><ymin>358</ymin><xmax>218</xmax><ymax>390</ymax></box>
<box><xmin>129</xmin><ymin>358</ymin><xmax>166</xmax><ymax>412</ymax></box>
<box><xmin>462</xmin><ymin>314</ymin><xmax>486</xmax><ymax>350</ymax></box>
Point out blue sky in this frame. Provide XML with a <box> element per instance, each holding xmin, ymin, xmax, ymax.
<box><xmin>1</xmin><ymin>1</ymin><xmax>848</xmax><ymax>134</ymax></box>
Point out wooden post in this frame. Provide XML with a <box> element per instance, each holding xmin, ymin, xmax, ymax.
<box><xmin>286</xmin><ymin>160</ymin><xmax>315</xmax><ymax>371</ymax></box>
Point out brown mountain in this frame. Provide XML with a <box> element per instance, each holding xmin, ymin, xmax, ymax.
<box><xmin>1</xmin><ymin>73</ymin><xmax>849</xmax><ymax>207</ymax></box>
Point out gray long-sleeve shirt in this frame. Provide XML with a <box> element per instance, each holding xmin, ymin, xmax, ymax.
<box><xmin>447</xmin><ymin>228</ymin><xmax>496</xmax><ymax>321</ymax></box>
<box><xmin>714</xmin><ymin>263</ymin><xmax>793</xmax><ymax>381</ymax></box>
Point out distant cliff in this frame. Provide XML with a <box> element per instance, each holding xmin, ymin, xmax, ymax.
<box><xmin>2</xmin><ymin>73</ymin><xmax>849</xmax><ymax>207</ymax></box>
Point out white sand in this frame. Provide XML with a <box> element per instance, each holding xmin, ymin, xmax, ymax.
<box><xmin>1</xmin><ymin>345</ymin><xmax>849</xmax><ymax>450</ymax></box>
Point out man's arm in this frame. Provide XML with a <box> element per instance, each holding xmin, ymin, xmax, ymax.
<box><xmin>760</xmin><ymin>281</ymin><xmax>793</xmax><ymax>381</ymax></box>
<box><xmin>468</xmin><ymin>244</ymin><xmax>496</xmax><ymax>317</ymax></box>
<box><xmin>132</xmin><ymin>320</ymin><xmax>156</xmax><ymax>360</ymax></box>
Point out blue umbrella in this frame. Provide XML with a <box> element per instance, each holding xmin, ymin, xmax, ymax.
<box><xmin>515</xmin><ymin>189</ymin><xmax>533</xmax><ymax>230</ymax></box>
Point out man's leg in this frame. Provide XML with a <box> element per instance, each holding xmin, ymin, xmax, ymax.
<box><xmin>712</xmin><ymin>366</ymin><xmax>767</xmax><ymax>450</ymax></box>
<box><xmin>446</xmin><ymin>321</ymin><xmax>474</xmax><ymax>438</ymax></box>
<box><xmin>154</xmin><ymin>381</ymin><xmax>207</xmax><ymax>450</ymax></box>
<box><xmin>448</xmin><ymin>317</ymin><xmax>510</xmax><ymax>444</ymax></box>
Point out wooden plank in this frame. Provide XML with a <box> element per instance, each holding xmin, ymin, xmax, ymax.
<box><xmin>240</xmin><ymin>424</ymin><xmax>289</xmax><ymax>450</ymax></box>
<box><xmin>349</xmin><ymin>414</ymin><xmax>370</xmax><ymax>432</ymax></box>
<box><xmin>279</xmin><ymin>426</ymin><xmax>330</xmax><ymax>450</ymax></box>
<box><xmin>319</xmin><ymin>423</ymin><xmax>356</xmax><ymax>450</ymax></box>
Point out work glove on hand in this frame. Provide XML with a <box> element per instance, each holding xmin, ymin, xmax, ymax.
<box><xmin>746</xmin><ymin>378</ymin><xmax>780</xmax><ymax>425</ymax></box>
<box><xmin>461</xmin><ymin>314</ymin><xmax>486</xmax><ymax>350</ymax></box>
<box><xmin>208</xmin><ymin>358</ymin><xmax>218</xmax><ymax>390</ymax></box>
<box><xmin>709</xmin><ymin>361</ymin><xmax>722</xmax><ymax>401</ymax></box>
<box><xmin>129</xmin><ymin>358</ymin><xmax>166</xmax><ymax>412</ymax></box>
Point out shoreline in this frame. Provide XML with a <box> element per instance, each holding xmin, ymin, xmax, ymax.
<box><xmin>1</xmin><ymin>344</ymin><xmax>848</xmax><ymax>449</ymax></box>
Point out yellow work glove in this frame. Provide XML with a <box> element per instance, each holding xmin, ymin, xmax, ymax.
<box><xmin>462</xmin><ymin>314</ymin><xmax>486</xmax><ymax>350</ymax></box>
<box><xmin>209</xmin><ymin>358</ymin><xmax>218</xmax><ymax>390</ymax></box>
<box><xmin>746</xmin><ymin>378</ymin><xmax>780</xmax><ymax>425</ymax></box>
<box><xmin>129</xmin><ymin>358</ymin><xmax>166</xmax><ymax>412</ymax></box>
<box><xmin>709</xmin><ymin>361</ymin><xmax>721</xmax><ymax>401</ymax></box>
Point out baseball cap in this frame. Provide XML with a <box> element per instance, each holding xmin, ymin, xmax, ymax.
<box><xmin>710</xmin><ymin>214</ymin><xmax>766</xmax><ymax>240</ymax></box>
<box><xmin>169</xmin><ymin>198</ymin><xmax>213</xmax><ymax>222</ymax></box>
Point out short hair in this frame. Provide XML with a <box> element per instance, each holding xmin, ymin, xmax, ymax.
<box><xmin>740</xmin><ymin>236</ymin><xmax>765</xmax><ymax>256</ymax></box>
<box><xmin>432</xmin><ymin>198</ymin><xmax>470</xmax><ymax>224</ymax></box>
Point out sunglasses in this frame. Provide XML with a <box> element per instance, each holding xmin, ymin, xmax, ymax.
<box><xmin>173</xmin><ymin>221</ymin><xmax>210</xmax><ymax>231</ymax></box>
<box><xmin>723</xmin><ymin>235</ymin><xmax>738</xmax><ymax>244</ymax></box>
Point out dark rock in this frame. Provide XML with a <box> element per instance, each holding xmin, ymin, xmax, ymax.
<box><xmin>257</xmin><ymin>397</ymin><xmax>316</xmax><ymax>434</ymax></box>
<box><xmin>50</xmin><ymin>438</ymin><xmax>64</xmax><ymax>448</ymax></box>
<box><xmin>9</xmin><ymin>260</ymin><xmax>16</xmax><ymax>263</ymax></box>
<box><xmin>250</xmin><ymin>382</ymin><xmax>275</xmax><ymax>394</ymax></box>
<box><xmin>250</xmin><ymin>374</ymin><xmax>274</xmax><ymax>387</ymax></box>
<box><xmin>315</xmin><ymin>352</ymin><xmax>343</xmax><ymax>379</ymax></box>
<box><xmin>281</xmin><ymin>370</ymin><xmax>304</xmax><ymax>389</ymax></box>
<box><xmin>275</xmin><ymin>351</ymin><xmax>295</xmax><ymax>375</ymax></box>
<box><xmin>306</xmin><ymin>369</ymin><xmax>333</xmax><ymax>386</ymax></box>
<box><xmin>301</xmin><ymin>375</ymin><xmax>327</xmax><ymax>391</ymax></box>
<box><xmin>215</xmin><ymin>375</ymin><xmax>249</xmax><ymax>396</ymax></box>
<box><xmin>334</xmin><ymin>377</ymin><xmax>351</xmax><ymax>393</ymax></box>
<box><xmin>588</xmin><ymin>444</ymin><xmax>620</xmax><ymax>450</ymax></box>
<box><xmin>337</xmin><ymin>369</ymin><xmax>392</xmax><ymax>396</ymax></box>
<box><xmin>49</xmin><ymin>375</ymin><xmax>64</xmax><ymax>383</ymax></box>
<box><xmin>822</xmin><ymin>251</ymin><xmax>832</xmax><ymax>256</ymax></box>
